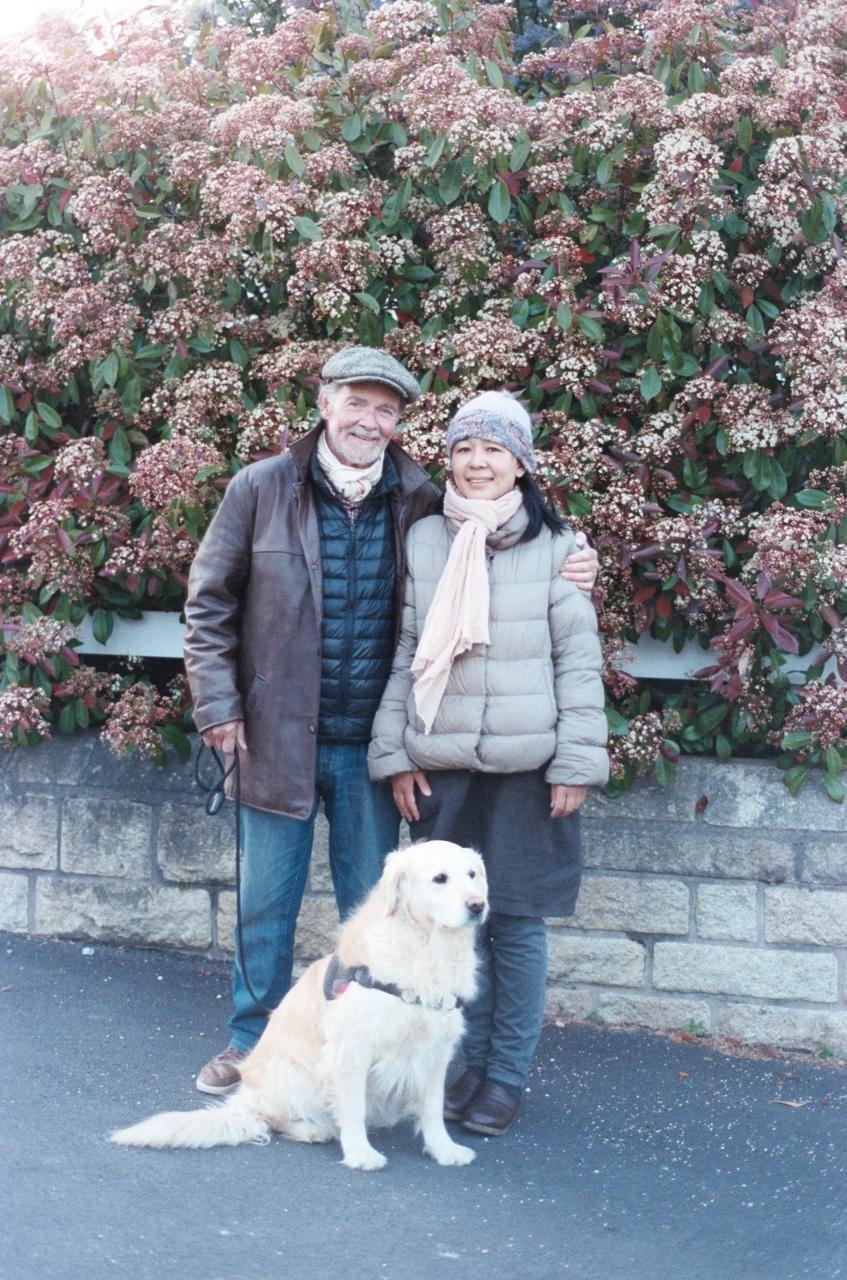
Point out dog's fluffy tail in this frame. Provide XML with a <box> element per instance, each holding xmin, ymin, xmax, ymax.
<box><xmin>110</xmin><ymin>1093</ymin><xmax>270</xmax><ymax>1150</ymax></box>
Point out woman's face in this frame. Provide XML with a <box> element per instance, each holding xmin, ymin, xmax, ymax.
<box><xmin>450</xmin><ymin>436</ymin><xmax>524</xmax><ymax>501</ymax></box>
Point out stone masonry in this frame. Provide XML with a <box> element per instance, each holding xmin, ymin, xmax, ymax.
<box><xmin>1</xmin><ymin>734</ymin><xmax>846</xmax><ymax>1056</ymax></box>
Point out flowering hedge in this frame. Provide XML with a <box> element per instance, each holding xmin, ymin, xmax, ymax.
<box><xmin>1</xmin><ymin>0</ymin><xmax>846</xmax><ymax>795</ymax></box>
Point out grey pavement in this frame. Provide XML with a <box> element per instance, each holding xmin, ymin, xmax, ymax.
<box><xmin>3</xmin><ymin>932</ymin><xmax>845</xmax><ymax>1280</ymax></box>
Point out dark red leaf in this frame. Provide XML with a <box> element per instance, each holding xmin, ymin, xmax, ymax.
<box><xmin>760</xmin><ymin>612</ymin><xmax>800</xmax><ymax>653</ymax></box>
<box><xmin>763</xmin><ymin>591</ymin><xmax>803</xmax><ymax>610</ymax></box>
<box><xmin>724</xmin><ymin>577</ymin><xmax>754</xmax><ymax>607</ymax></box>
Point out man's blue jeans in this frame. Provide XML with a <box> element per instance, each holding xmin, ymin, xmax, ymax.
<box><xmin>228</xmin><ymin>742</ymin><xmax>400</xmax><ymax>1052</ymax></box>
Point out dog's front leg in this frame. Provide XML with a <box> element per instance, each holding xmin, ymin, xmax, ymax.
<box><xmin>418</xmin><ymin>1047</ymin><xmax>476</xmax><ymax>1167</ymax></box>
<box><xmin>332</xmin><ymin>1043</ymin><xmax>386</xmax><ymax>1172</ymax></box>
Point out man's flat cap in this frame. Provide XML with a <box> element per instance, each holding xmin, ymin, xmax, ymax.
<box><xmin>320</xmin><ymin>346</ymin><xmax>421</xmax><ymax>402</ymax></box>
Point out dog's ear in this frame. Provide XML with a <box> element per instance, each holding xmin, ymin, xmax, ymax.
<box><xmin>381</xmin><ymin>849</ymin><xmax>407</xmax><ymax>916</ymax></box>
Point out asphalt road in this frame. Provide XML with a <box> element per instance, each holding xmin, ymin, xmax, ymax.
<box><xmin>3</xmin><ymin>933</ymin><xmax>845</xmax><ymax>1280</ymax></box>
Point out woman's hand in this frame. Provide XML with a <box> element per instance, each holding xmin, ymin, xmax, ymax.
<box><xmin>559</xmin><ymin>531</ymin><xmax>598</xmax><ymax>593</ymax></box>
<box><xmin>391</xmin><ymin>770</ymin><xmax>431</xmax><ymax>823</ymax></box>
<box><xmin>550</xmin><ymin>784</ymin><xmax>586</xmax><ymax>818</ymax></box>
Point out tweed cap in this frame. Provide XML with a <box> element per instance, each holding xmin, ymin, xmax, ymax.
<box><xmin>446</xmin><ymin>390</ymin><xmax>536</xmax><ymax>474</ymax></box>
<box><xmin>320</xmin><ymin>346</ymin><xmax>421</xmax><ymax>403</ymax></box>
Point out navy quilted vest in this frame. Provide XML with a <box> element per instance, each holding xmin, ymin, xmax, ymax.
<box><xmin>312</xmin><ymin>453</ymin><xmax>398</xmax><ymax>743</ymax></box>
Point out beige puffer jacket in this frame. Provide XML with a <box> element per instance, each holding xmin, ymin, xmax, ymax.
<box><xmin>368</xmin><ymin>508</ymin><xmax>609</xmax><ymax>787</ymax></box>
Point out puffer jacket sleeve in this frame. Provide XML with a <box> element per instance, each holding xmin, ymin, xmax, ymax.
<box><xmin>545</xmin><ymin>548</ymin><xmax>610</xmax><ymax>788</ymax></box>
<box><xmin>183</xmin><ymin>467</ymin><xmax>254</xmax><ymax>734</ymax></box>
<box><xmin>367</xmin><ymin>569</ymin><xmax>419</xmax><ymax>780</ymax></box>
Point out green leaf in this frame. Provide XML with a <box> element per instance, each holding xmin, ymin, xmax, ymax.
<box><xmin>100</xmin><ymin>352</ymin><xmax>119</xmax><ymax>387</ymax></box>
<box><xmin>74</xmin><ymin>698</ymin><xmax>90</xmax><ymax>729</ymax></box>
<box><xmin>577</xmin><ymin>315</ymin><xmax>604</xmax><ymax>342</ymax></box>
<box><xmin>36</xmin><ymin>401</ymin><xmax>61</xmax><ymax>428</ymax></box>
<box><xmin>640</xmin><ymin>365</ymin><xmax>662</xmax><ymax>402</ymax></box>
<box><xmin>596</xmin><ymin>153</ymin><xmax>614</xmax><ymax>185</ymax></box>
<box><xmin>736</xmin><ymin>115</ymin><xmax>753</xmax><ymax>149</ymax></box>
<box><xmin>58</xmin><ymin>703</ymin><xmax>77</xmax><ymax>735</ymax></box>
<box><xmin>823</xmin><ymin>773</ymin><xmax>845</xmax><ymax>803</ymax></box>
<box><xmin>284</xmin><ymin>141</ymin><xmax>305</xmax><ymax>177</ymax></box>
<box><xmin>556</xmin><ymin>302</ymin><xmax>573</xmax><ymax>332</ymax></box>
<box><xmin>795</xmin><ymin>489</ymin><xmax>834</xmax><ymax>511</ymax></box>
<box><xmin>426</xmin><ymin>134</ymin><xmax>446</xmax><ymax>167</ymax></box>
<box><xmin>654</xmin><ymin>755</ymin><xmax>673</xmax><ymax>786</ymax></box>
<box><xmin>92</xmin><ymin>608</ymin><xmax>113</xmax><ymax>646</ymax></box>
<box><xmin>715</xmin><ymin>732</ymin><xmax>731</xmax><ymax>761</ymax></box>
<box><xmin>484</xmin><ymin>58</ymin><xmax>504</xmax><ymax>89</ymax></box>
<box><xmin>687</xmin><ymin>61</ymin><xmax>706</xmax><ymax>93</ymax></box>
<box><xmin>230</xmin><ymin>338</ymin><xmax>249</xmax><ymax>370</ymax></box>
<box><xmin>512</xmin><ymin>299</ymin><xmax>529</xmax><ymax>327</ymax></box>
<box><xmin>341</xmin><ymin>113</ymin><xmax>362</xmax><ymax>142</ymax></box>
<box><xmin>354</xmin><ymin>291</ymin><xmax>381</xmax><ymax>314</ymax></box>
<box><xmin>437</xmin><ymin>161</ymin><xmax>463</xmax><ymax>205</ymax></box>
<box><xmin>159</xmin><ymin>722</ymin><xmax>192</xmax><ymax>761</ymax></box>
<box><xmin>824</xmin><ymin>746</ymin><xmax>844</xmax><ymax>776</ymax></box>
<box><xmin>697</xmin><ymin>281</ymin><xmax>714</xmax><ymax>315</ymax></box>
<box><xmin>746</xmin><ymin>304</ymin><xmax>765</xmax><ymax>334</ymax></box>
<box><xmin>783</xmin><ymin>764</ymin><xmax>809</xmax><ymax>796</ymax></box>
<box><xmin>108</xmin><ymin>426</ymin><xmax>131</xmax><ymax>466</ymax></box>
<box><xmin>509</xmin><ymin>134</ymin><xmax>531</xmax><ymax>173</ymax></box>
<box><xmin>0</xmin><ymin>386</ymin><xmax>15</xmax><ymax>423</ymax></box>
<box><xmin>605</xmin><ymin>707</ymin><xmax>629</xmax><ymax>736</ymax></box>
<box><xmin>781</xmin><ymin>730</ymin><xmax>813</xmax><ymax>750</ymax></box>
<box><xmin>293</xmin><ymin>215</ymin><xmax>321</xmax><ymax>241</ymax></box>
<box><xmin>646</xmin><ymin>320</ymin><xmax>665</xmax><ymax>362</ymax></box>
<box><xmin>697</xmin><ymin>705</ymin><xmax>727</xmax><ymax>735</ymax></box>
<box><xmin>487</xmin><ymin>179</ymin><xmax>511</xmax><ymax>225</ymax></box>
<box><xmin>120</xmin><ymin>376</ymin><xmax>142</xmax><ymax>419</ymax></box>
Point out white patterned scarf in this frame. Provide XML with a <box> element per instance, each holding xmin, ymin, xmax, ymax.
<box><xmin>411</xmin><ymin>480</ymin><xmax>524</xmax><ymax>733</ymax></box>
<box><xmin>316</xmin><ymin>430</ymin><xmax>385</xmax><ymax>502</ymax></box>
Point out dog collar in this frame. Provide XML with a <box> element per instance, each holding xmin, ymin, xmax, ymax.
<box><xmin>323</xmin><ymin>952</ymin><xmax>463</xmax><ymax>1011</ymax></box>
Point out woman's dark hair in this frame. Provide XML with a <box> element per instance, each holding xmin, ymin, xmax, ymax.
<box><xmin>518</xmin><ymin>472</ymin><xmax>568</xmax><ymax>542</ymax></box>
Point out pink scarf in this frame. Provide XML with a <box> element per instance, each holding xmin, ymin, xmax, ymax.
<box><xmin>411</xmin><ymin>480</ymin><xmax>524</xmax><ymax>733</ymax></box>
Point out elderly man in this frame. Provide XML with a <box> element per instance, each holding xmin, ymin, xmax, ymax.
<box><xmin>184</xmin><ymin>346</ymin><xmax>598</xmax><ymax>1094</ymax></box>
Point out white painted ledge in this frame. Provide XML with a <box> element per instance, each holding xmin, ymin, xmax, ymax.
<box><xmin>77</xmin><ymin>611</ymin><xmax>836</xmax><ymax>681</ymax></box>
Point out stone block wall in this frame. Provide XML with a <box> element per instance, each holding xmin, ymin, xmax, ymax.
<box><xmin>1</xmin><ymin>734</ymin><xmax>846</xmax><ymax>1056</ymax></box>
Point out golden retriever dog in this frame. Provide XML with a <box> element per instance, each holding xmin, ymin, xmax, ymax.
<box><xmin>111</xmin><ymin>840</ymin><xmax>488</xmax><ymax>1171</ymax></box>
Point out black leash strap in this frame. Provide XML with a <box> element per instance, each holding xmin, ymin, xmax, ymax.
<box><xmin>194</xmin><ymin>743</ymin><xmax>273</xmax><ymax>1015</ymax></box>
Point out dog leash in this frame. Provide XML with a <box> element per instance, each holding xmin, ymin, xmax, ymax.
<box><xmin>194</xmin><ymin>743</ymin><xmax>274</xmax><ymax>1015</ymax></box>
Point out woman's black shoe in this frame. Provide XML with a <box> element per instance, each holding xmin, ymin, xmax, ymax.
<box><xmin>461</xmin><ymin>1080</ymin><xmax>519</xmax><ymax>1136</ymax></box>
<box><xmin>443</xmin><ymin>1069</ymin><xmax>484</xmax><ymax>1122</ymax></box>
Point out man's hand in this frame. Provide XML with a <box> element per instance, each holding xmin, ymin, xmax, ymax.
<box><xmin>560</xmin><ymin>531</ymin><xmax>599</xmax><ymax>593</ymax></box>
<box><xmin>550</xmin><ymin>784</ymin><xmax>586</xmax><ymax>818</ymax></box>
<box><xmin>390</xmin><ymin>770</ymin><xmax>431</xmax><ymax>823</ymax></box>
<box><xmin>202</xmin><ymin>719</ymin><xmax>247</xmax><ymax>755</ymax></box>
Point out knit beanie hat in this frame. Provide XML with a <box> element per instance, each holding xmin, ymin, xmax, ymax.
<box><xmin>445</xmin><ymin>391</ymin><xmax>536</xmax><ymax>475</ymax></box>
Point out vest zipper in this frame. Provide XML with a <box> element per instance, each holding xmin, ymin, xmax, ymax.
<box><xmin>338</xmin><ymin>511</ymin><xmax>359</xmax><ymax>728</ymax></box>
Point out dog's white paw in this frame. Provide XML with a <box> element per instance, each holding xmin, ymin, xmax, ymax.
<box><xmin>428</xmin><ymin>1141</ymin><xmax>476</xmax><ymax>1167</ymax></box>
<box><xmin>342</xmin><ymin>1145</ymin><xmax>387</xmax><ymax>1171</ymax></box>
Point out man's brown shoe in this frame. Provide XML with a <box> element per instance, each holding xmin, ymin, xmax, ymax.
<box><xmin>461</xmin><ymin>1080</ymin><xmax>519</xmax><ymax>1136</ymax></box>
<box><xmin>196</xmin><ymin>1047</ymin><xmax>246</xmax><ymax>1095</ymax></box>
<box><xmin>443</xmin><ymin>1069</ymin><xmax>484</xmax><ymax>1122</ymax></box>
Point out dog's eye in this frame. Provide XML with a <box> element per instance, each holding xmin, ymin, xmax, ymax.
<box><xmin>468</xmin><ymin>871</ymin><xmax>476</xmax><ymax>879</ymax></box>
<box><xmin>432</xmin><ymin>873</ymin><xmax>448</xmax><ymax>884</ymax></box>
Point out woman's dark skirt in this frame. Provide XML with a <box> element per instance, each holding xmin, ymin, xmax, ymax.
<box><xmin>409</xmin><ymin>768</ymin><xmax>582</xmax><ymax>918</ymax></box>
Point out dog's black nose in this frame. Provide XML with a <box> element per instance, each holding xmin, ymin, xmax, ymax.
<box><xmin>467</xmin><ymin>900</ymin><xmax>486</xmax><ymax>916</ymax></box>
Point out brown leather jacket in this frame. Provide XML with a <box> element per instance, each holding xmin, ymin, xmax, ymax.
<box><xmin>183</xmin><ymin>426</ymin><xmax>441</xmax><ymax>817</ymax></box>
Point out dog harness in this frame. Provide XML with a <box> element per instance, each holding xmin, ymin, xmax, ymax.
<box><xmin>322</xmin><ymin>952</ymin><xmax>463</xmax><ymax>1011</ymax></box>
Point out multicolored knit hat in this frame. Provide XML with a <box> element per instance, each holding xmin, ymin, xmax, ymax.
<box><xmin>446</xmin><ymin>391</ymin><xmax>536</xmax><ymax>475</ymax></box>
